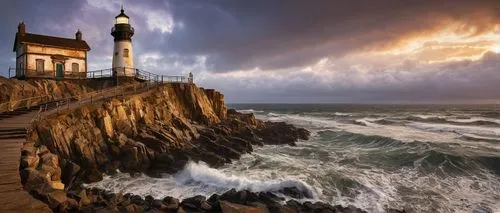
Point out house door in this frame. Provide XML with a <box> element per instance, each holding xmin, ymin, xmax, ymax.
<box><xmin>56</xmin><ymin>63</ymin><xmax>64</xmax><ymax>78</ymax></box>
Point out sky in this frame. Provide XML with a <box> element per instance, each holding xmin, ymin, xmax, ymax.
<box><xmin>1</xmin><ymin>0</ymin><xmax>500</xmax><ymax>103</ymax></box>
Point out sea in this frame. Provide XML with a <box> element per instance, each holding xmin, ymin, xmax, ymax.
<box><xmin>89</xmin><ymin>104</ymin><xmax>500</xmax><ymax>213</ymax></box>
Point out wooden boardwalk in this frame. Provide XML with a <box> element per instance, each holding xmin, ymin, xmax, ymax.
<box><xmin>0</xmin><ymin>109</ymin><xmax>52</xmax><ymax>213</ymax></box>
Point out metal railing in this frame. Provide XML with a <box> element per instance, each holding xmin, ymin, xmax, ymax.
<box><xmin>25</xmin><ymin>81</ymin><xmax>160</xmax><ymax>127</ymax></box>
<box><xmin>8</xmin><ymin>67</ymin><xmax>191</xmax><ymax>84</ymax></box>
<box><xmin>111</xmin><ymin>26</ymin><xmax>135</xmax><ymax>34</ymax></box>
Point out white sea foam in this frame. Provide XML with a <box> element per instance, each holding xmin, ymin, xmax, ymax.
<box><xmin>334</xmin><ymin>112</ymin><xmax>352</xmax><ymax>116</ymax></box>
<box><xmin>87</xmin><ymin>161</ymin><xmax>316</xmax><ymax>200</ymax></box>
<box><xmin>237</xmin><ymin>109</ymin><xmax>265</xmax><ymax>114</ymax></box>
<box><xmin>447</xmin><ymin>117</ymin><xmax>500</xmax><ymax>125</ymax></box>
<box><xmin>408</xmin><ymin>122</ymin><xmax>500</xmax><ymax>138</ymax></box>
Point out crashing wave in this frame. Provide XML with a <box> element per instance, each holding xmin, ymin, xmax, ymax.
<box><xmin>175</xmin><ymin>161</ymin><xmax>316</xmax><ymax>199</ymax></box>
<box><xmin>87</xmin><ymin>161</ymin><xmax>317</xmax><ymax>200</ymax></box>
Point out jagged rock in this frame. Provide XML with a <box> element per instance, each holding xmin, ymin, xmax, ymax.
<box><xmin>48</xmin><ymin>181</ymin><xmax>65</xmax><ymax>190</ymax></box>
<box><xmin>37</xmin><ymin>145</ymin><xmax>50</xmax><ymax>156</ymax></box>
<box><xmin>220</xmin><ymin>200</ymin><xmax>268</xmax><ymax>213</ymax></box>
<box><xmin>20</xmin><ymin>155</ymin><xmax>40</xmax><ymax>168</ymax></box>
<box><xmin>61</xmin><ymin>160</ymin><xmax>80</xmax><ymax>186</ymax></box>
<box><xmin>67</xmin><ymin>189</ymin><xmax>92</xmax><ymax>206</ymax></box>
<box><xmin>280</xmin><ymin>187</ymin><xmax>306</xmax><ymax>199</ymax></box>
<box><xmin>20</xmin><ymin>167</ymin><xmax>47</xmax><ymax>186</ymax></box>
<box><xmin>163</xmin><ymin>196</ymin><xmax>180</xmax><ymax>211</ymax></box>
<box><xmin>44</xmin><ymin>190</ymin><xmax>68</xmax><ymax>210</ymax></box>
<box><xmin>21</xmin><ymin>142</ymin><xmax>37</xmax><ymax>156</ymax></box>
<box><xmin>181</xmin><ymin>195</ymin><xmax>206</xmax><ymax>210</ymax></box>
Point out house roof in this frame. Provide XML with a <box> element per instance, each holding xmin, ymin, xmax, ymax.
<box><xmin>13</xmin><ymin>33</ymin><xmax>91</xmax><ymax>52</ymax></box>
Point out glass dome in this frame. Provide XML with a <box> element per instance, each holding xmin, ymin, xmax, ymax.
<box><xmin>115</xmin><ymin>8</ymin><xmax>129</xmax><ymax>24</ymax></box>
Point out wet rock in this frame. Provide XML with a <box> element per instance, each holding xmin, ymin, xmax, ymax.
<box><xmin>181</xmin><ymin>195</ymin><xmax>206</xmax><ymax>210</ymax></box>
<box><xmin>163</xmin><ymin>196</ymin><xmax>179</xmax><ymax>211</ymax></box>
<box><xmin>44</xmin><ymin>190</ymin><xmax>68</xmax><ymax>210</ymax></box>
<box><xmin>280</xmin><ymin>187</ymin><xmax>305</xmax><ymax>199</ymax></box>
<box><xmin>207</xmin><ymin>194</ymin><xmax>221</xmax><ymax>211</ymax></box>
<box><xmin>81</xmin><ymin>167</ymin><xmax>103</xmax><ymax>183</ymax></box>
<box><xmin>151</xmin><ymin>199</ymin><xmax>165</xmax><ymax>209</ymax></box>
<box><xmin>386</xmin><ymin>209</ymin><xmax>407</xmax><ymax>213</ymax></box>
<box><xmin>131</xmin><ymin>195</ymin><xmax>146</xmax><ymax>206</ymax></box>
<box><xmin>220</xmin><ymin>200</ymin><xmax>268</xmax><ymax>213</ymax></box>
<box><xmin>61</xmin><ymin>161</ymin><xmax>81</xmax><ymax>186</ymax></box>
<box><xmin>68</xmin><ymin>189</ymin><xmax>92</xmax><ymax>206</ymax></box>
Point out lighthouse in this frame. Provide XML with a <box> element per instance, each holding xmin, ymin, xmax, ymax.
<box><xmin>111</xmin><ymin>7</ymin><xmax>134</xmax><ymax>76</ymax></box>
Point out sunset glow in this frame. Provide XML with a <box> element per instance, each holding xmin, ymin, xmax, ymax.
<box><xmin>492</xmin><ymin>44</ymin><xmax>500</xmax><ymax>53</ymax></box>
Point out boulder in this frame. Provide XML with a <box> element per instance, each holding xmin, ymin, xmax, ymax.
<box><xmin>45</xmin><ymin>190</ymin><xmax>68</xmax><ymax>210</ymax></box>
<box><xmin>61</xmin><ymin>161</ymin><xmax>81</xmax><ymax>186</ymax></box>
<box><xmin>48</xmin><ymin>181</ymin><xmax>65</xmax><ymax>190</ymax></box>
<box><xmin>181</xmin><ymin>195</ymin><xmax>206</xmax><ymax>210</ymax></box>
<box><xmin>280</xmin><ymin>187</ymin><xmax>306</xmax><ymax>199</ymax></box>
<box><xmin>21</xmin><ymin>142</ymin><xmax>37</xmax><ymax>156</ymax></box>
<box><xmin>20</xmin><ymin>155</ymin><xmax>40</xmax><ymax>168</ymax></box>
<box><xmin>220</xmin><ymin>201</ymin><xmax>268</xmax><ymax>213</ymax></box>
<box><xmin>163</xmin><ymin>196</ymin><xmax>179</xmax><ymax>211</ymax></box>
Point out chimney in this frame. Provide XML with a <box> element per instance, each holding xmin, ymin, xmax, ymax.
<box><xmin>75</xmin><ymin>29</ymin><xmax>82</xmax><ymax>40</ymax></box>
<box><xmin>17</xmin><ymin>21</ymin><xmax>26</xmax><ymax>35</ymax></box>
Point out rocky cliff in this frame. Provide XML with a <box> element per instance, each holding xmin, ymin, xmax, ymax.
<box><xmin>0</xmin><ymin>76</ymin><xmax>122</xmax><ymax>104</ymax></box>
<box><xmin>19</xmin><ymin>81</ymin><xmax>312</xmax><ymax>212</ymax></box>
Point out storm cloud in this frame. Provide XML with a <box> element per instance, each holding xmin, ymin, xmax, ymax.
<box><xmin>0</xmin><ymin>0</ymin><xmax>499</xmax><ymax>103</ymax></box>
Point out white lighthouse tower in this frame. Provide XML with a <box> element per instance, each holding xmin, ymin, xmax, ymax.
<box><xmin>111</xmin><ymin>7</ymin><xmax>134</xmax><ymax>76</ymax></box>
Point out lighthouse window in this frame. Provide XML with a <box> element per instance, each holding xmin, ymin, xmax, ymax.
<box><xmin>116</xmin><ymin>17</ymin><xmax>129</xmax><ymax>24</ymax></box>
<box><xmin>124</xmin><ymin>49</ymin><xmax>129</xmax><ymax>57</ymax></box>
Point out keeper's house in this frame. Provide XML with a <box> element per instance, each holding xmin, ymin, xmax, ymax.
<box><xmin>12</xmin><ymin>22</ymin><xmax>90</xmax><ymax>79</ymax></box>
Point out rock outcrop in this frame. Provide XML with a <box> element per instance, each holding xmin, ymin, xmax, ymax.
<box><xmin>54</xmin><ymin>187</ymin><xmax>375</xmax><ymax>213</ymax></box>
<box><xmin>19</xmin><ymin>81</ymin><xmax>311</xmax><ymax>212</ymax></box>
<box><xmin>0</xmin><ymin>77</ymin><xmax>129</xmax><ymax>109</ymax></box>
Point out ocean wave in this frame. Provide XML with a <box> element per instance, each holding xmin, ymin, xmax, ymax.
<box><xmin>317</xmin><ymin>130</ymin><xmax>499</xmax><ymax>176</ymax></box>
<box><xmin>87</xmin><ymin>161</ymin><xmax>317</xmax><ymax>200</ymax></box>
<box><xmin>176</xmin><ymin>161</ymin><xmax>316</xmax><ymax>198</ymax></box>
<box><xmin>404</xmin><ymin>116</ymin><xmax>500</xmax><ymax>127</ymax></box>
<box><xmin>334</xmin><ymin>112</ymin><xmax>352</xmax><ymax>116</ymax></box>
<box><xmin>481</xmin><ymin>111</ymin><xmax>500</xmax><ymax>119</ymax></box>
<box><xmin>237</xmin><ymin>109</ymin><xmax>265</xmax><ymax>114</ymax></box>
<box><xmin>267</xmin><ymin>112</ymin><xmax>283</xmax><ymax>117</ymax></box>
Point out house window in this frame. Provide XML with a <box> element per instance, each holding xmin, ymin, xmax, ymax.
<box><xmin>36</xmin><ymin>59</ymin><xmax>44</xmax><ymax>72</ymax></box>
<box><xmin>72</xmin><ymin>63</ymin><xmax>79</xmax><ymax>72</ymax></box>
<box><xmin>124</xmin><ymin>49</ymin><xmax>129</xmax><ymax>57</ymax></box>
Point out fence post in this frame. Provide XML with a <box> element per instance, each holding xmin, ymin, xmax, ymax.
<box><xmin>8</xmin><ymin>67</ymin><xmax>11</xmax><ymax>78</ymax></box>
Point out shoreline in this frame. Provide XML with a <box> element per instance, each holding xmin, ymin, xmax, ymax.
<box><xmin>6</xmin><ymin>79</ymin><xmax>403</xmax><ymax>212</ymax></box>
